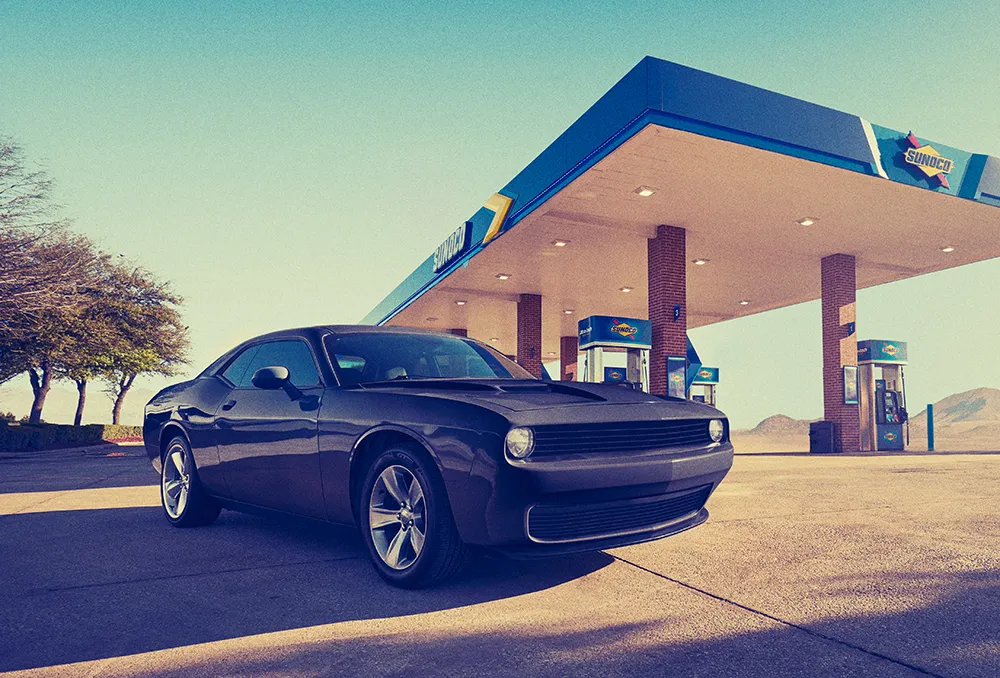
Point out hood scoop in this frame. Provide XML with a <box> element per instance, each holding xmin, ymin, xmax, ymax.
<box><xmin>497</xmin><ymin>382</ymin><xmax>607</xmax><ymax>402</ymax></box>
<box><xmin>357</xmin><ymin>379</ymin><xmax>502</xmax><ymax>392</ymax></box>
<box><xmin>495</xmin><ymin>384</ymin><xmax>551</xmax><ymax>393</ymax></box>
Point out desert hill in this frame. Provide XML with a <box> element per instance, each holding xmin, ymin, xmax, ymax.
<box><xmin>909</xmin><ymin>387</ymin><xmax>1000</xmax><ymax>428</ymax></box>
<box><xmin>906</xmin><ymin>388</ymin><xmax>1000</xmax><ymax>447</ymax></box>
<box><xmin>747</xmin><ymin>414</ymin><xmax>815</xmax><ymax>436</ymax></box>
<box><xmin>733</xmin><ymin>387</ymin><xmax>1000</xmax><ymax>452</ymax></box>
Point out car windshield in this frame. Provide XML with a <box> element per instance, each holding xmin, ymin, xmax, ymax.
<box><xmin>324</xmin><ymin>333</ymin><xmax>536</xmax><ymax>386</ymax></box>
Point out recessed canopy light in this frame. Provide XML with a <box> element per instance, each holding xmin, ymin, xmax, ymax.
<box><xmin>489</xmin><ymin>337</ymin><xmax>500</xmax><ymax>342</ymax></box>
<box><xmin>496</xmin><ymin>273</ymin><xmax>511</xmax><ymax>280</ymax></box>
<box><xmin>455</xmin><ymin>300</ymin><xmax>466</xmax><ymax>306</ymax></box>
<box><xmin>426</xmin><ymin>316</ymin><xmax>439</xmax><ymax>321</ymax></box>
<box><xmin>738</xmin><ymin>300</ymin><xmax>751</xmax><ymax>306</ymax></box>
<box><xmin>693</xmin><ymin>259</ymin><xmax>709</xmax><ymax>266</ymax></box>
<box><xmin>552</xmin><ymin>240</ymin><xmax>569</xmax><ymax>247</ymax></box>
<box><xmin>797</xmin><ymin>218</ymin><xmax>816</xmax><ymax>227</ymax></box>
<box><xmin>620</xmin><ymin>286</ymin><xmax>633</xmax><ymax>293</ymax></box>
<box><xmin>634</xmin><ymin>186</ymin><xmax>656</xmax><ymax>197</ymax></box>
<box><xmin>940</xmin><ymin>246</ymin><xmax>955</xmax><ymax>253</ymax></box>
<box><xmin>547</xmin><ymin>351</ymin><xmax>557</xmax><ymax>356</ymax></box>
<box><xmin>563</xmin><ymin>309</ymin><xmax>574</xmax><ymax>315</ymax></box>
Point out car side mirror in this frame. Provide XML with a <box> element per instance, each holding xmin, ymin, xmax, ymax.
<box><xmin>251</xmin><ymin>366</ymin><xmax>302</xmax><ymax>400</ymax></box>
<box><xmin>252</xmin><ymin>366</ymin><xmax>289</xmax><ymax>389</ymax></box>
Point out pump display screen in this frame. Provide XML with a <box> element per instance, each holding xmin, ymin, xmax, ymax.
<box><xmin>875</xmin><ymin>386</ymin><xmax>904</xmax><ymax>425</ymax></box>
<box><xmin>884</xmin><ymin>392</ymin><xmax>900</xmax><ymax>423</ymax></box>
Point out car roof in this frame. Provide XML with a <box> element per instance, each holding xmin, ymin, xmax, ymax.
<box><xmin>324</xmin><ymin>324</ymin><xmax>447</xmax><ymax>335</ymax></box>
<box><xmin>200</xmin><ymin>325</ymin><xmax>463</xmax><ymax>380</ymax></box>
<box><xmin>248</xmin><ymin>324</ymin><xmax>452</xmax><ymax>341</ymax></box>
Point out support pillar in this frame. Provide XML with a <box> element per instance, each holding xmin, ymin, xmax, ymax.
<box><xmin>648</xmin><ymin>225</ymin><xmax>687</xmax><ymax>396</ymax></box>
<box><xmin>447</xmin><ymin>328</ymin><xmax>468</xmax><ymax>337</ymax></box>
<box><xmin>559</xmin><ymin>335</ymin><xmax>578</xmax><ymax>381</ymax></box>
<box><xmin>821</xmin><ymin>253</ymin><xmax>860</xmax><ymax>453</ymax></box>
<box><xmin>516</xmin><ymin>293</ymin><xmax>543</xmax><ymax>378</ymax></box>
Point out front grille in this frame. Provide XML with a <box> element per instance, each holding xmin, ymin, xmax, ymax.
<box><xmin>530</xmin><ymin>419</ymin><xmax>715</xmax><ymax>457</ymax></box>
<box><xmin>526</xmin><ymin>484</ymin><xmax>712</xmax><ymax>543</ymax></box>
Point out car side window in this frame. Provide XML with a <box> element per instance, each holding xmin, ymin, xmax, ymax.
<box><xmin>239</xmin><ymin>340</ymin><xmax>321</xmax><ymax>389</ymax></box>
<box><xmin>220</xmin><ymin>346</ymin><xmax>260</xmax><ymax>386</ymax></box>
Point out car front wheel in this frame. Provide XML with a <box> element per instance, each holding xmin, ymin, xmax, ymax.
<box><xmin>161</xmin><ymin>436</ymin><xmax>221</xmax><ymax>527</ymax></box>
<box><xmin>359</xmin><ymin>443</ymin><xmax>468</xmax><ymax>588</ymax></box>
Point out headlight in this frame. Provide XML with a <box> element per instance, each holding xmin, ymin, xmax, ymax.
<box><xmin>505</xmin><ymin>426</ymin><xmax>535</xmax><ymax>459</ymax></box>
<box><xmin>709</xmin><ymin>419</ymin><xmax>725</xmax><ymax>443</ymax></box>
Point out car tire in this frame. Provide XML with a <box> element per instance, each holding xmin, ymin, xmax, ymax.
<box><xmin>359</xmin><ymin>443</ymin><xmax>468</xmax><ymax>588</ymax></box>
<box><xmin>160</xmin><ymin>435</ymin><xmax>221</xmax><ymax>528</ymax></box>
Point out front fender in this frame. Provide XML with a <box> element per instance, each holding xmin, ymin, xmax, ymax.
<box><xmin>142</xmin><ymin>376</ymin><xmax>232</xmax><ymax>497</ymax></box>
<box><xmin>317</xmin><ymin>389</ymin><xmax>509</xmax><ymax>526</ymax></box>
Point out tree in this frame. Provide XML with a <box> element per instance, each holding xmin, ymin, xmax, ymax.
<box><xmin>0</xmin><ymin>139</ymin><xmax>57</xmax><ymax>231</ymax></box>
<box><xmin>0</xmin><ymin>231</ymin><xmax>108</xmax><ymax>422</ymax></box>
<box><xmin>0</xmin><ymin>347</ymin><xmax>23</xmax><ymax>387</ymax></box>
<box><xmin>52</xmin><ymin>310</ymin><xmax>116</xmax><ymax>427</ymax></box>
<box><xmin>0</xmin><ymin>139</ymin><xmax>189</xmax><ymax>425</ymax></box>
<box><xmin>1</xmin><ymin>139</ymin><xmax>103</xmax><ymax>385</ymax></box>
<box><xmin>97</xmin><ymin>264</ymin><xmax>190</xmax><ymax>424</ymax></box>
<box><xmin>10</xmin><ymin>305</ymin><xmax>79</xmax><ymax>424</ymax></box>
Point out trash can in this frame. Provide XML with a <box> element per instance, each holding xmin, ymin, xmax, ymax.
<box><xmin>809</xmin><ymin>421</ymin><xmax>837</xmax><ymax>454</ymax></box>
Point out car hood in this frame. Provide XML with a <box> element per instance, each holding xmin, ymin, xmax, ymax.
<box><xmin>353</xmin><ymin>379</ymin><xmax>723</xmax><ymax>417</ymax></box>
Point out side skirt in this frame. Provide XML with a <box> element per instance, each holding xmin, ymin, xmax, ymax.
<box><xmin>214</xmin><ymin>496</ymin><xmax>357</xmax><ymax>529</ymax></box>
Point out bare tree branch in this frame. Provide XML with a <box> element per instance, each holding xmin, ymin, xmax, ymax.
<box><xmin>0</xmin><ymin>140</ymin><xmax>105</xmax><ymax>348</ymax></box>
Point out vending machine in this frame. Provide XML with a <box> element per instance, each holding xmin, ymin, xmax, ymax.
<box><xmin>578</xmin><ymin>315</ymin><xmax>651</xmax><ymax>392</ymax></box>
<box><xmin>857</xmin><ymin>340</ymin><xmax>909</xmax><ymax>451</ymax></box>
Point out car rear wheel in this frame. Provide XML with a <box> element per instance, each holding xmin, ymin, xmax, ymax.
<box><xmin>161</xmin><ymin>436</ymin><xmax>221</xmax><ymax>527</ymax></box>
<box><xmin>359</xmin><ymin>443</ymin><xmax>468</xmax><ymax>588</ymax></box>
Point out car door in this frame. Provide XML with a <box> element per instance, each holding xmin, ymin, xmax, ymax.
<box><xmin>215</xmin><ymin>338</ymin><xmax>326</xmax><ymax>518</ymax></box>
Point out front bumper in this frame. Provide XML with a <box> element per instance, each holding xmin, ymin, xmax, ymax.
<box><xmin>457</xmin><ymin>441</ymin><xmax>733</xmax><ymax>549</ymax></box>
<box><xmin>489</xmin><ymin>507</ymin><xmax>709</xmax><ymax>559</ymax></box>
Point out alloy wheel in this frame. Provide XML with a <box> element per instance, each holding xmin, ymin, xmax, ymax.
<box><xmin>162</xmin><ymin>441</ymin><xmax>191</xmax><ymax>519</ymax></box>
<box><xmin>368</xmin><ymin>465</ymin><xmax>426</xmax><ymax>570</ymax></box>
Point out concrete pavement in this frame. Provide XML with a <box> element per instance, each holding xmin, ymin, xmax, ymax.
<box><xmin>1</xmin><ymin>450</ymin><xmax>998</xmax><ymax>677</ymax></box>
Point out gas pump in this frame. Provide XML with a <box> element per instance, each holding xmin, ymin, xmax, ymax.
<box><xmin>578</xmin><ymin>315</ymin><xmax>651</xmax><ymax>392</ymax></box>
<box><xmin>690</xmin><ymin>367</ymin><xmax>720</xmax><ymax>406</ymax></box>
<box><xmin>858</xmin><ymin>339</ymin><xmax>909</xmax><ymax>451</ymax></box>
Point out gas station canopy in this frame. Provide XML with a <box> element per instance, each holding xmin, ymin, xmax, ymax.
<box><xmin>363</xmin><ymin>57</ymin><xmax>1000</xmax><ymax>360</ymax></box>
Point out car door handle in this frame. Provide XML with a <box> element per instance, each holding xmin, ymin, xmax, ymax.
<box><xmin>221</xmin><ymin>400</ymin><xmax>237</xmax><ymax>411</ymax></box>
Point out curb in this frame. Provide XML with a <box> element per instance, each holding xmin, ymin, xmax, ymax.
<box><xmin>0</xmin><ymin>440</ymin><xmax>145</xmax><ymax>460</ymax></box>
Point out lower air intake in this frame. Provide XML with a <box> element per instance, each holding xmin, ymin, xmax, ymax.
<box><xmin>526</xmin><ymin>484</ymin><xmax>712</xmax><ymax>543</ymax></box>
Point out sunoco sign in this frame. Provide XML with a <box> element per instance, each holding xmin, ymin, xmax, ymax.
<box><xmin>432</xmin><ymin>221</ymin><xmax>472</xmax><ymax>273</ymax></box>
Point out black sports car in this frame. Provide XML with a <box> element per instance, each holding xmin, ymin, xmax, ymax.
<box><xmin>144</xmin><ymin>326</ymin><xmax>734</xmax><ymax>587</ymax></box>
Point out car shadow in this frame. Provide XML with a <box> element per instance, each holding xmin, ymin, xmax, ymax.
<box><xmin>42</xmin><ymin>567</ymin><xmax>996</xmax><ymax>678</ymax></box>
<box><xmin>0</xmin><ymin>451</ymin><xmax>153</xmax><ymax>493</ymax></box>
<box><xmin>0</xmin><ymin>504</ymin><xmax>614</xmax><ymax>672</ymax></box>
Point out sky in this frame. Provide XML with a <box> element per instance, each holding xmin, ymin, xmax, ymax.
<box><xmin>1</xmin><ymin>0</ymin><xmax>998</xmax><ymax>428</ymax></box>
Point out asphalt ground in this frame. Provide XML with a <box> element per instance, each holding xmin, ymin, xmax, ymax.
<box><xmin>1</xmin><ymin>447</ymin><xmax>998</xmax><ymax>677</ymax></box>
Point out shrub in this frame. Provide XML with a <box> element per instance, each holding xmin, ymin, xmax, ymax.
<box><xmin>0</xmin><ymin>422</ymin><xmax>143</xmax><ymax>452</ymax></box>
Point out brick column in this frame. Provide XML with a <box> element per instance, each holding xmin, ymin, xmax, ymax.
<box><xmin>447</xmin><ymin>328</ymin><xmax>468</xmax><ymax>337</ymax></box>
<box><xmin>648</xmin><ymin>225</ymin><xmax>687</xmax><ymax>396</ymax></box>
<box><xmin>821</xmin><ymin>253</ymin><xmax>860</xmax><ymax>453</ymax></box>
<box><xmin>559</xmin><ymin>335</ymin><xmax>578</xmax><ymax>381</ymax></box>
<box><xmin>516</xmin><ymin>293</ymin><xmax>543</xmax><ymax>378</ymax></box>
